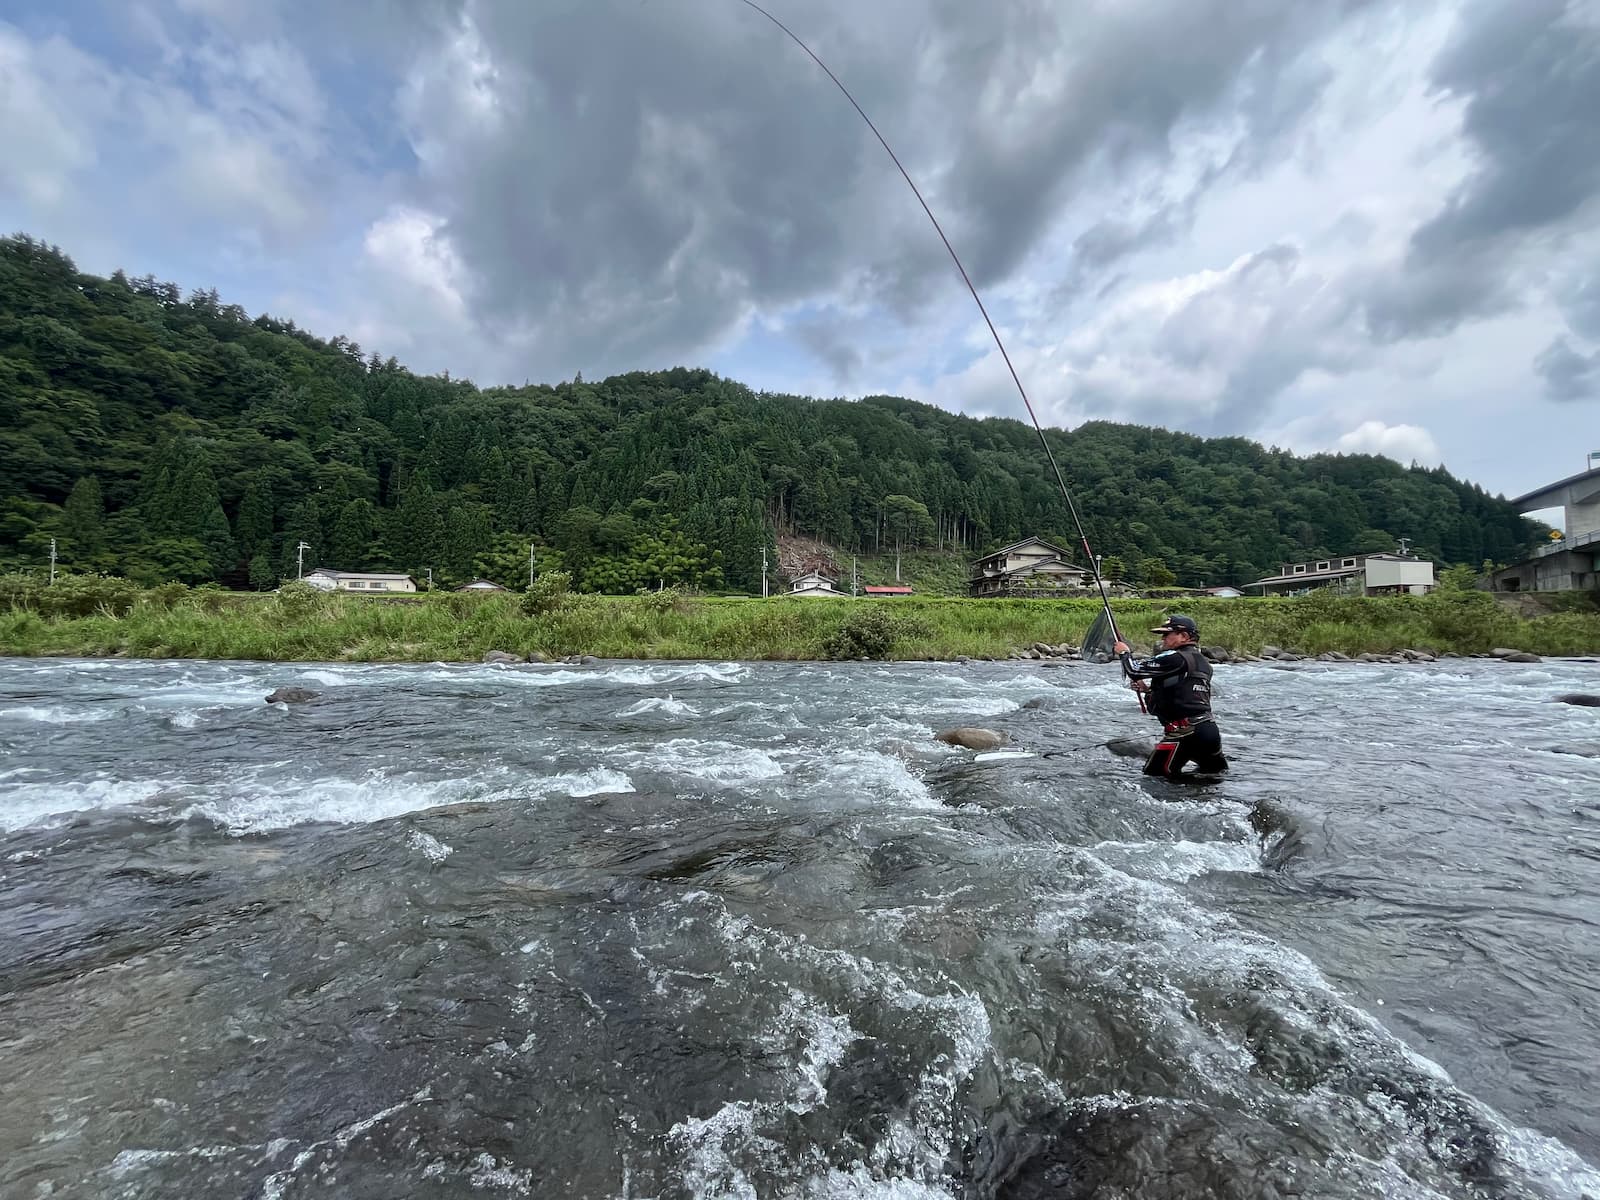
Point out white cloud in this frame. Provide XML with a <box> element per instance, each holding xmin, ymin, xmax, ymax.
<box><xmin>362</xmin><ymin>207</ymin><xmax>466</xmax><ymax>314</ymax></box>
<box><xmin>0</xmin><ymin>28</ymin><xmax>107</xmax><ymax>206</ymax></box>
<box><xmin>1334</xmin><ymin>420</ymin><xmax>1443</xmax><ymax>466</ymax></box>
<box><xmin>0</xmin><ymin>20</ymin><xmax>337</xmax><ymax>255</ymax></box>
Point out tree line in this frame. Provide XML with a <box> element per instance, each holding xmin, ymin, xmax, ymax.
<box><xmin>0</xmin><ymin>233</ymin><xmax>1544</xmax><ymax>593</ymax></box>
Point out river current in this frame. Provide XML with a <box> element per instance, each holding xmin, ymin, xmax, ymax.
<box><xmin>2</xmin><ymin>653</ymin><xmax>1598</xmax><ymax>1199</ymax></box>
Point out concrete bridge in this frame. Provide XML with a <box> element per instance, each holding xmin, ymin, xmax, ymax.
<box><xmin>1494</xmin><ymin>464</ymin><xmax>1600</xmax><ymax>591</ymax></box>
<box><xmin>1510</xmin><ymin>464</ymin><xmax>1600</xmax><ymax>540</ymax></box>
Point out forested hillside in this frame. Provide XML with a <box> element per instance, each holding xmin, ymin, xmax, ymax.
<box><xmin>0</xmin><ymin>234</ymin><xmax>1543</xmax><ymax>592</ymax></box>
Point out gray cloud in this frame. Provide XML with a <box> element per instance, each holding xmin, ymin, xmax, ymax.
<box><xmin>364</xmin><ymin>0</ymin><xmax>1378</xmax><ymax>380</ymax></box>
<box><xmin>962</xmin><ymin>1</ymin><xmax>1354</xmax><ymax>288</ymax></box>
<box><xmin>1366</xmin><ymin>0</ymin><xmax>1600</xmax><ymax>340</ymax></box>
<box><xmin>1554</xmin><ymin>267</ymin><xmax>1600</xmax><ymax>342</ymax></box>
<box><xmin>790</xmin><ymin>315</ymin><xmax>864</xmax><ymax>382</ymax></box>
<box><xmin>1044</xmin><ymin>241</ymin><xmax>1373</xmax><ymax>436</ymax></box>
<box><xmin>1535</xmin><ymin>335</ymin><xmax>1600</xmax><ymax>401</ymax></box>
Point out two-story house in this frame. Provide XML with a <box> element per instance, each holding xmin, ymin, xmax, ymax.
<box><xmin>968</xmin><ymin>537</ymin><xmax>1089</xmax><ymax>597</ymax></box>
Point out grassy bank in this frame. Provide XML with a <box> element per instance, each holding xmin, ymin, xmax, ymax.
<box><xmin>2</xmin><ymin>580</ymin><xmax>1598</xmax><ymax>662</ymax></box>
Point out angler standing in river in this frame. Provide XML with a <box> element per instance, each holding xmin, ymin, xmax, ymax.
<box><xmin>1114</xmin><ymin>614</ymin><xmax>1229</xmax><ymax>780</ymax></box>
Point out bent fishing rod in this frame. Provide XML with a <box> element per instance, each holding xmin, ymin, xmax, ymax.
<box><xmin>736</xmin><ymin>0</ymin><xmax>1135</xmax><ymax>669</ymax></box>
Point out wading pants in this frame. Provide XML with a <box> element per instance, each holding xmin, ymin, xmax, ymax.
<box><xmin>1143</xmin><ymin>718</ymin><xmax>1228</xmax><ymax>779</ymax></box>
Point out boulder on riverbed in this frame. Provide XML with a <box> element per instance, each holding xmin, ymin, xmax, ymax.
<box><xmin>482</xmin><ymin>650</ymin><xmax>521</xmax><ymax>665</ymax></box>
<box><xmin>264</xmin><ymin>686</ymin><xmax>319</xmax><ymax>704</ymax></box>
<box><xmin>1554</xmin><ymin>693</ymin><xmax>1600</xmax><ymax>707</ymax></box>
<box><xmin>1491</xmin><ymin>647</ymin><xmax>1542</xmax><ymax>662</ymax></box>
<box><xmin>935</xmin><ymin>727</ymin><xmax>1009</xmax><ymax>751</ymax></box>
<box><xmin>1105</xmin><ymin>737</ymin><xmax>1153</xmax><ymax>759</ymax></box>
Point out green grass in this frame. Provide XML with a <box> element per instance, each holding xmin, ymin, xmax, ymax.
<box><xmin>3</xmin><ymin>584</ymin><xmax>1599</xmax><ymax>662</ymax></box>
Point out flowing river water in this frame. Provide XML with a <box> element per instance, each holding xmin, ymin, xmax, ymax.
<box><xmin>2</xmin><ymin>653</ymin><xmax>1599</xmax><ymax>1199</ymax></box>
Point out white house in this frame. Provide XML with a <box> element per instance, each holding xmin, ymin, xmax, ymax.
<box><xmin>788</xmin><ymin>570</ymin><xmax>845</xmax><ymax>597</ymax></box>
<box><xmin>303</xmin><ymin>569</ymin><xmax>418</xmax><ymax>593</ymax></box>
<box><xmin>454</xmin><ymin>579</ymin><xmax>508</xmax><ymax>592</ymax></box>
<box><xmin>968</xmin><ymin>536</ymin><xmax>1090</xmax><ymax>597</ymax></box>
<box><xmin>1362</xmin><ymin>553</ymin><xmax>1436</xmax><ymax>595</ymax></box>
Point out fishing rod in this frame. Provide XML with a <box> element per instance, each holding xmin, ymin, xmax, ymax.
<box><xmin>736</xmin><ymin>0</ymin><xmax>1132</xmax><ymax>665</ymax></box>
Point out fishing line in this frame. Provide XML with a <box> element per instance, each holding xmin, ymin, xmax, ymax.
<box><xmin>736</xmin><ymin>0</ymin><xmax>1129</xmax><ymax>656</ymax></box>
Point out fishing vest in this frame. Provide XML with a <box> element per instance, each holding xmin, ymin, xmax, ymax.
<box><xmin>1147</xmin><ymin>644</ymin><xmax>1213</xmax><ymax>724</ymax></box>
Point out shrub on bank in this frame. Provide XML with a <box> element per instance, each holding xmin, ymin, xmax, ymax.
<box><xmin>822</xmin><ymin>607</ymin><xmax>900</xmax><ymax>659</ymax></box>
<box><xmin>0</xmin><ymin>572</ymin><xmax>142</xmax><ymax>618</ymax></box>
<box><xmin>273</xmin><ymin>580</ymin><xmax>329</xmax><ymax>621</ymax></box>
<box><xmin>520</xmin><ymin>570</ymin><xmax>574</xmax><ymax>617</ymax></box>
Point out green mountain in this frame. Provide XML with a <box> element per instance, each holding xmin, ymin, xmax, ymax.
<box><xmin>0</xmin><ymin>233</ymin><xmax>1542</xmax><ymax>592</ymax></box>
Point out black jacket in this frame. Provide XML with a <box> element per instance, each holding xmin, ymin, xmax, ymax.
<box><xmin>1119</xmin><ymin>643</ymin><xmax>1213</xmax><ymax>724</ymax></box>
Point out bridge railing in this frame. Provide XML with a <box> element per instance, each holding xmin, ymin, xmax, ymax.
<box><xmin>1534</xmin><ymin>527</ymin><xmax>1600</xmax><ymax>557</ymax></box>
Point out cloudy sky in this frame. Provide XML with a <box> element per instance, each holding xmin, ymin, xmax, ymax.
<box><xmin>3</xmin><ymin>0</ymin><xmax>1597</xmax><ymax>510</ymax></box>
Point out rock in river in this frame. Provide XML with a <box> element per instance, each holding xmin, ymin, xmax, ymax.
<box><xmin>264</xmin><ymin>687</ymin><xmax>319</xmax><ymax>704</ymax></box>
<box><xmin>935</xmin><ymin>727</ymin><xmax>1009</xmax><ymax>751</ymax></box>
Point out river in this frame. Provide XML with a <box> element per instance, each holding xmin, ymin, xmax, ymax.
<box><xmin>2</xmin><ymin>654</ymin><xmax>1598</xmax><ymax>1199</ymax></box>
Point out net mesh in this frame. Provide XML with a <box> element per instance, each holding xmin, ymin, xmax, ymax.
<box><xmin>1082</xmin><ymin>606</ymin><xmax>1118</xmax><ymax>662</ymax></box>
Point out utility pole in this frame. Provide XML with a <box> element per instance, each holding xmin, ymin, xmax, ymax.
<box><xmin>529</xmin><ymin>543</ymin><xmax>537</xmax><ymax>589</ymax></box>
<box><xmin>852</xmin><ymin>556</ymin><xmax>858</xmax><ymax>597</ymax></box>
<box><xmin>426</xmin><ymin>567</ymin><xmax>433</xmax><ymax>590</ymax></box>
<box><xmin>48</xmin><ymin>537</ymin><xmax>57</xmax><ymax>584</ymax></box>
<box><xmin>296</xmin><ymin>541</ymin><xmax>310</xmax><ymax>580</ymax></box>
<box><xmin>761</xmin><ymin>545</ymin><xmax>769</xmax><ymax>599</ymax></box>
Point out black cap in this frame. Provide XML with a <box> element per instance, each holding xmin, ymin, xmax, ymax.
<box><xmin>1150</xmin><ymin>614</ymin><xmax>1199</xmax><ymax>637</ymax></box>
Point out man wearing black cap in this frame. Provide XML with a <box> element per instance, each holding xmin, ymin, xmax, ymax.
<box><xmin>1114</xmin><ymin>614</ymin><xmax>1228</xmax><ymax>779</ymax></box>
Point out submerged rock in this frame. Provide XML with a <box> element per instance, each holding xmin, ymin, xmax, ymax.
<box><xmin>1539</xmin><ymin>743</ymin><xmax>1600</xmax><ymax>758</ymax></box>
<box><xmin>1554</xmin><ymin>693</ymin><xmax>1600</xmax><ymax>707</ymax></box>
<box><xmin>482</xmin><ymin>650</ymin><xmax>521</xmax><ymax>665</ymax></box>
<box><xmin>935</xmin><ymin>727</ymin><xmax>1009</xmax><ymax>751</ymax></box>
<box><xmin>1105</xmin><ymin>737</ymin><xmax>1153</xmax><ymax>759</ymax></box>
<box><xmin>264</xmin><ymin>686</ymin><xmax>319</xmax><ymax>704</ymax></box>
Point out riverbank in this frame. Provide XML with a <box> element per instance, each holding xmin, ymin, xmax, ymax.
<box><xmin>3</xmin><ymin>582</ymin><xmax>1599</xmax><ymax>663</ymax></box>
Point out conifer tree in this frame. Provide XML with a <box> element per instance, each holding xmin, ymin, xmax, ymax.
<box><xmin>249</xmin><ymin>551</ymin><xmax>277</xmax><ymax>591</ymax></box>
<box><xmin>235</xmin><ymin>480</ymin><xmax>275</xmax><ymax>557</ymax></box>
<box><xmin>330</xmin><ymin>499</ymin><xmax>377</xmax><ymax>569</ymax></box>
<box><xmin>279</xmin><ymin>499</ymin><xmax>322</xmax><ymax>578</ymax></box>
<box><xmin>60</xmin><ymin>475</ymin><xmax>107</xmax><ymax>556</ymax></box>
<box><xmin>391</xmin><ymin>479</ymin><xmax>445</xmax><ymax>574</ymax></box>
<box><xmin>442</xmin><ymin>503</ymin><xmax>492</xmax><ymax>580</ymax></box>
<box><xmin>198</xmin><ymin>500</ymin><xmax>235</xmax><ymax>581</ymax></box>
